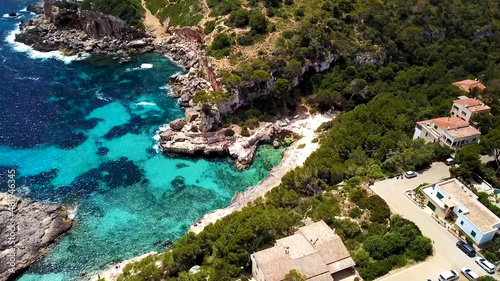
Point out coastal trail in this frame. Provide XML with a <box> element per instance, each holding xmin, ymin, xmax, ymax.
<box><xmin>189</xmin><ymin>112</ymin><xmax>333</xmax><ymax>234</ymax></box>
<box><xmin>141</xmin><ymin>0</ymin><xmax>168</xmax><ymax>39</ymax></box>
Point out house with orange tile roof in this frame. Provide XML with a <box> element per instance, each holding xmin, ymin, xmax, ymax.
<box><xmin>413</xmin><ymin>117</ymin><xmax>481</xmax><ymax>149</ymax></box>
<box><xmin>451</xmin><ymin>97</ymin><xmax>491</xmax><ymax>122</ymax></box>
<box><xmin>251</xmin><ymin>221</ymin><xmax>356</xmax><ymax>281</ymax></box>
<box><xmin>452</xmin><ymin>79</ymin><xmax>486</xmax><ymax>93</ymax></box>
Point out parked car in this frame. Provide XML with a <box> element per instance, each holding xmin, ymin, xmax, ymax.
<box><xmin>405</xmin><ymin>171</ymin><xmax>417</xmax><ymax>178</ymax></box>
<box><xmin>456</xmin><ymin>241</ymin><xmax>476</xmax><ymax>257</ymax></box>
<box><xmin>445</xmin><ymin>158</ymin><xmax>455</xmax><ymax>165</ymax></box>
<box><xmin>438</xmin><ymin>270</ymin><xmax>459</xmax><ymax>281</ymax></box>
<box><xmin>476</xmin><ymin>257</ymin><xmax>496</xmax><ymax>274</ymax></box>
<box><xmin>461</xmin><ymin>268</ymin><xmax>479</xmax><ymax>280</ymax></box>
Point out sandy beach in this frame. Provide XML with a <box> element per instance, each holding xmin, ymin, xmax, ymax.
<box><xmin>89</xmin><ymin>252</ymin><xmax>157</xmax><ymax>281</ymax></box>
<box><xmin>189</xmin><ymin>112</ymin><xmax>333</xmax><ymax>234</ymax></box>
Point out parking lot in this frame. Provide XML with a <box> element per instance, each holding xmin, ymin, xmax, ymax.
<box><xmin>371</xmin><ymin>162</ymin><xmax>500</xmax><ymax>281</ymax></box>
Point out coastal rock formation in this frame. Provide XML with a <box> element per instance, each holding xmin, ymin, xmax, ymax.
<box><xmin>159</xmin><ymin>53</ymin><xmax>339</xmax><ymax>168</ymax></box>
<box><xmin>17</xmin><ymin>2</ymin><xmax>150</xmax><ymax>58</ymax></box>
<box><xmin>0</xmin><ymin>193</ymin><xmax>74</xmax><ymax>281</ymax></box>
<box><xmin>160</xmin><ymin>119</ymin><xmax>296</xmax><ymax>169</ymax></box>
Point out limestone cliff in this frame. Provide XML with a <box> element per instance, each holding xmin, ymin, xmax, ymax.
<box><xmin>0</xmin><ymin>193</ymin><xmax>74</xmax><ymax>281</ymax></box>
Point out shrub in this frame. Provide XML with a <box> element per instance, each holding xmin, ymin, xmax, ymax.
<box><xmin>224</xmin><ymin>129</ymin><xmax>235</xmax><ymax>137</ymax></box>
<box><xmin>241</xmin><ymin>127</ymin><xmax>250</xmax><ymax>137</ymax></box>
<box><xmin>237</xmin><ymin>34</ymin><xmax>254</xmax><ymax>46</ymax></box>
<box><xmin>249</xmin><ymin>11</ymin><xmax>268</xmax><ymax>34</ymax></box>
<box><xmin>284</xmin><ymin>0</ymin><xmax>293</xmax><ymax>5</ymax></box>
<box><xmin>228</xmin><ymin>9</ymin><xmax>250</xmax><ymax>27</ymax></box>
<box><xmin>266</xmin><ymin>7</ymin><xmax>275</xmax><ymax>17</ymax></box>
<box><xmin>207</xmin><ymin>33</ymin><xmax>233</xmax><ymax>59</ymax></box>
<box><xmin>297</xmin><ymin>144</ymin><xmax>306</xmax><ymax>149</ymax></box>
<box><xmin>466</xmin><ymin>236</ymin><xmax>475</xmax><ymax>245</ymax></box>
<box><xmin>191</xmin><ymin>125</ymin><xmax>199</xmax><ymax>132</ymax></box>
<box><xmin>295</xmin><ymin>9</ymin><xmax>305</xmax><ymax>17</ymax></box>
<box><xmin>349</xmin><ymin>207</ymin><xmax>362</xmax><ymax>218</ymax></box>
<box><xmin>204</xmin><ymin>20</ymin><xmax>216</xmax><ymax>34</ymax></box>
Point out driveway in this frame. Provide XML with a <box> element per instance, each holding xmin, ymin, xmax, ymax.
<box><xmin>371</xmin><ymin>162</ymin><xmax>500</xmax><ymax>281</ymax></box>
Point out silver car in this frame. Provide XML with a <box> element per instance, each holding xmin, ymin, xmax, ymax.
<box><xmin>438</xmin><ymin>270</ymin><xmax>459</xmax><ymax>281</ymax></box>
<box><xmin>405</xmin><ymin>171</ymin><xmax>417</xmax><ymax>178</ymax></box>
<box><xmin>476</xmin><ymin>257</ymin><xmax>495</xmax><ymax>274</ymax></box>
<box><xmin>461</xmin><ymin>268</ymin><xmax>479</xmax><ymax>280</ymax></box>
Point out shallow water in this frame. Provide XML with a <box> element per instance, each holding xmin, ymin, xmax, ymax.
<box><xmin>0</xmin><ymin>2</ymin><xmax>284</xmax><ymax>280</ymax></box>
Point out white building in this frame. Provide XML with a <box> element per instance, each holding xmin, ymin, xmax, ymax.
<box><xmin>451</xmin><ymin>97</ymin><xmax>491</xmax><ymax>122</ymax></box>
<box><xmin>412</xmin><ymin>117</ymin><xmax>481</xmax><ymax>149</ymax></box>
<box><xmin>422</xmin><ymin>179</ymin><xmax>500</xmax><ymax>245</ymax></box>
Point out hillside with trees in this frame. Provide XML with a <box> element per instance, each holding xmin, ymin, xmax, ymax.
<box><xmin>117</xmin><ymin>0</ymin><xmax>500</xmax><ymax>280</ymax></box>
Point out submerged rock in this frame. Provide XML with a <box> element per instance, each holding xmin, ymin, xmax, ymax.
<box><xmin>171</xmin><ymin>176</ymin><xmax>186</xmax><ymax>191</ymax></box>
<box><xmin>0</xmin><ymin>193</ymin><xmax>74</xmax><ymax>281</ymax></box>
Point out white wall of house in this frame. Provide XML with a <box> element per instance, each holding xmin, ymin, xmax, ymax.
<box><xmin>432</xmin><ymin>183</ymin><xmax>498</xmax><ymax>245</ymax></box>
<box><xmin>413</xmin><ymin>124</ymin><xmax>439</xmax><ymax>143</ymax></box>
<box><xmin>441</xmin><ymin>131</ymin><xmax>480</xmax><ymax>149</ymax></box>
<box><xmin>251</xmin><ymin>254</ymin><xmax>266</xmax><ymax>281</ymax></box>
<box><xmin>451</xmin><ymin>103</ymin><xmax>474</xmax><ymax>122</ymax></box>
<box><xmin>454</xmin><ymin>210</ymin><xmax>486</xmax><ymax>244</ymax></box>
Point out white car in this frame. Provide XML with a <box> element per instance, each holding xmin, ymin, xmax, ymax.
<box><xmin>438</xmin><ymin>270</ymin><xmax>459</xmax><ymax>281</ymax></box>
<box><xmin>405</xmin><ymin>171</ymin><xmax>417</xmax><ymax>178</ymax></box>
<box><xmin>461</xmin><ymin>268</ymin><xmax>479</xmax><ymax>280</ymax></box>
<box><xmin>476</xmin><ymin>257</ymin><xmax>496</xmax><ymax>274</ymax></box>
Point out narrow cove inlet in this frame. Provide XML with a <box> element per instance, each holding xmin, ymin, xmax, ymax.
<box><xmin>0</xmin><ymin>2</ymin><xmax>285</xmax><ymax>280</ymax></box>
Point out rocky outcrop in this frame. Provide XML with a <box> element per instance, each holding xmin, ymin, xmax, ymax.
<box><xmin>0</xmin><ymin>193</ymin><xmax>74</xmax><ymax>281</ymax></box>
<box><xmin>160</xmin><ymin>120</ymin><xmax>296</xmax><ymax>169</ymax></box>
<box><xmin>159</xmin><ymin>52</ymin><xmax>339</xmax><ymax>168</ymax></box>
<box><xmin>16</xmin><ymin>2</ymin><xmax>150</xmax><ymax>58</ymax></box>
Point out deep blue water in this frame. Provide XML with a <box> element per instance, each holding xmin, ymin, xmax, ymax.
<box><xmin>0</xmin><ymin>2</ymin><xmax>284</xmax><ymax>280</ymax></box>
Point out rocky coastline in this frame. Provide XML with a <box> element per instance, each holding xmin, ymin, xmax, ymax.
<box><xmin>0</xmin><ymin>193</ymin><xmax>74</xmax><ymax>281</ymax></box>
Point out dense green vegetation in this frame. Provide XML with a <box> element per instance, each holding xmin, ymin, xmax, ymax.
<box><xmin>145</xmin><ymin>0</ymin><xmax>203</xmax><ymax>26</ymax></box>
<box><xmin>118</xmin><ymin>0</ymin><xmax>500</xmax><ymax>280</ymax></box>
<box><xmin>81</xmin><ymin>0</ymin><xmax>145</xmax><ymax>28</ymax></box>
<box><xmin>118</xmin><ymin>176</ymin><xmax>431</xmax><ymax>281</ymax></box>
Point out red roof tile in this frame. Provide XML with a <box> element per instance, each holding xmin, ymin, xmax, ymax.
<box><xmin>452</xmin><ymin>80</ymin><xmax>486</xmax><ymax>92</ymax></box>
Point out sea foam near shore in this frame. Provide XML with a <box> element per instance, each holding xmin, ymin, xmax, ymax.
<box><xmin>5</xmin><ymin>24</ymin><xmax>89</xmax><ymax>64</ymax></box>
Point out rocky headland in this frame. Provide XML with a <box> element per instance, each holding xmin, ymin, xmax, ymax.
<box><xmin>15</xmin><ymin>1</ymin><xmax>153</xmax><ymax>59</ymax></box>
<box><xmin>0</xmin><ymin>193</ymin><xmax>74</xmax><ymax>281</ymax></box>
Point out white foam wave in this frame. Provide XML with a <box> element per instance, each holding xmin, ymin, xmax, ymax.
<box><xmin>141</xmin><ymin>63</ymin><xmax>153</xmax><ymax>69</ymax></box>
<box><xmin>159</xmin><ymin>85</ymin><xmax>169</xmax><ymax>90</ymax></box>
<box><xmin>95</xmin><ymin>90</ymin><xmax>111</xmax><ymax>101</ymax></box>
<box><xmin>20</xmin><ymin>7</ymin><xmax>27</xmax><ymax>12</ymax></box>
<box><xmin>136</xmin><ymin>101</ymin><xmax>157</xmax><ymax>107</ymax></box>
<box><xmin>68</xmin><ymin>205</ymin><xmax>78</xmax><ymax>220</ymax></box>
<box><xmin>5</xmin><ymin>24</ymin><xmax>89</xmax><ymax>64</ymax></box>
<box><xmin>2</xmin><ymin>14</ymin><xmax>20</xmax><ymax>19</ymax></box>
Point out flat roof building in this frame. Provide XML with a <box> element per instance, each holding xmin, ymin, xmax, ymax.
<box><xmin>422</xmin><ymin>179</ymin><xmax>500</xmax><ymax>245</ymax></box>
<box><xmin>251</xmin><ymin>221</ymin><xmax>355</xmax><ymax>281</ymax></box>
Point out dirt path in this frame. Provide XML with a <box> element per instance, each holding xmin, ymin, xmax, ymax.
<box><xmin>141</xmin><ymin>0</ymin><xmax>168</xmax><ymax>38</ymax></box>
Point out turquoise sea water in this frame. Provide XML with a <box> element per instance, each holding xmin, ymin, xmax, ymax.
<box><xmin>0</xmin><ymin>3</ymin><xmax>284</xmax><ymax>280</ymax></box>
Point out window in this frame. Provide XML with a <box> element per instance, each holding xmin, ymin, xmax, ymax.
<box><xmin>436</xmin><ymin>192</ymin><xmax>444</xmax><ymax>199</ymax></box>
<box><xmin>434</xmin><ymin>125</ymin><xmax>438</xmax><ymax>129</ymax></box>
<box><xmin>427</xmin><ymin>202</ymin><xmax>436</xmax><ymax>212</ymax></box>
<box><xmin>460</xmin><ymin>220</ymin><xmax>464</xmax><ymax>225</ymax></box>
<box><xmin>461</xmin><ymin>111</ymin><xmax>466</xmax><ymax>116</ymax></box>
<box><xmin>453</xmin><ymin>105</ymin><xmax>459</xmax><ymax>110</ymax></box>
<box><xmin>425</xmin><ymin>132</ymin><xmax>428</xmax><ymax>137</ymax></box>
<box><xmin>458</xmin><ymin>209</ymin><xmax>462</xmax><ymax>213</ymax></box>
<box><xmin>471</xmin><ymin>230</ymin><xmax>476</xmax><ymax>237</ymax></box>
<box><xmin>472</xmin><ymin>138</ymin><xmax>477</xmax><ymax>142</ymax></box>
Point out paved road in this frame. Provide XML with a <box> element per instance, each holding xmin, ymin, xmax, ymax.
<box><xmin>371</xmin><ymin>162</ymin><xmax>500</xmax><ymax>281</ymax></box>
